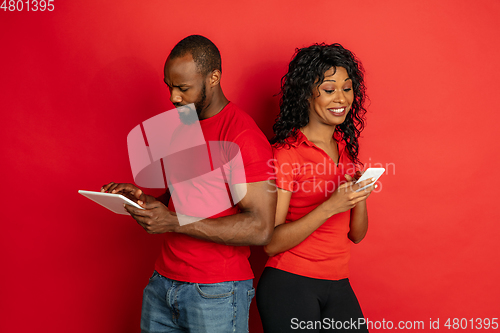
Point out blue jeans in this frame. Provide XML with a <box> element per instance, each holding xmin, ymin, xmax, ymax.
<box><xmin>141</xmin><ymin>271</ymin><xmax>255</xmax><ymax>333</ymax></box>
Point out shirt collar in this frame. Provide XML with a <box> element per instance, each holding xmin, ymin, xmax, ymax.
<box><xmin>288</xmin><ymin>129</ymin><xmax>345</xmax><ymax>149</ymax></box>
<box><xmin>286</xmin><ymin>129</ymin><xmax>313</xmax><ymax>147</ymax></box>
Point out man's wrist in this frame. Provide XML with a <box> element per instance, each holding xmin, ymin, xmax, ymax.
<box><xmin>170</xmin><ymin>223</ymin><xmax>184</xmax><ymax>234</ymax></box>
<box><xmin>142</xmin><ymin>194</ymin><xmax>156</xmax><ymax>204</ymax></box>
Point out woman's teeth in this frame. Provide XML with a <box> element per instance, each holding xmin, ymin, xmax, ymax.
<box><xmin>329</xmin><ymin>108</ymin><xmax>345</xmax><ymax>114</ymax></box>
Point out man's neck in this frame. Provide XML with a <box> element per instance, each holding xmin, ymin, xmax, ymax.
<box><xmin>199</xmin><ymin>90</ymin><xmax>229</xmax><ymax>120</ymax></box>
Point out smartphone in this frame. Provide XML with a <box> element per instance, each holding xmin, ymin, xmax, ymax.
<box><xmin>354</xmin><ymin>168</ymin><xmax>385</xmax><ymax>192</ymax></box>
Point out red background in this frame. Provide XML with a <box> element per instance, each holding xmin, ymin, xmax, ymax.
<box><xmin>2</xmin><ymin>0</ymin><xmax>500</xmax><ymax>332</ymax></box>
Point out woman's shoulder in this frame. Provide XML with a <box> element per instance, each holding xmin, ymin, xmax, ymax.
<box><xmin>272</xmin><ymin>130</ymin><xmax>307</xmax><ymax>149</ymax></box>
<box><xmin>272</xmin><ymin>139</ymin><xmax>302</xmax><ymax>164</ymax></box>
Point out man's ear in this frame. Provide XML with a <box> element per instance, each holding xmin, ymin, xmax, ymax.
<box><xmin>208</xmin><ymin>69</ymin><xmax>221</xmax><ymax>87</ymax></box>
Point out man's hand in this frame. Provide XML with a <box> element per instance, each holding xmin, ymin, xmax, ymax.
<box><xmin>125</xmin><ymin>199</ymin><xmax>179</xmax><ymax>234</ymax></box>
<box><xmin>101</xmin><ymin>182</ymin><xmax>155</xmax><ymax>204</ymax></box>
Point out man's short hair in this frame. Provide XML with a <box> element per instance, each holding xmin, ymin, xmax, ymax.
<box><xmin>169</xmin><ymin>35</ymin><xmax>222</xmax><ymax>76</ymax></box>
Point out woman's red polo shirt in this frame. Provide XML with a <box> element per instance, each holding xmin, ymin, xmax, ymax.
<box><xmin>265</xmin><ymin>131</ymin><xmax>359</xmax><ymax>280</ymax></box>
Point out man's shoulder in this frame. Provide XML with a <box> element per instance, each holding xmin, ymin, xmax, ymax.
<box><xmin>225</xmin><ymin>102</ymin><xmax>258</xmax><ymax>126</ymax></box>
<box><xmin>222</xmin><ymin>102</ymin><xmax>268</xmax><ymax>139</ymax></box>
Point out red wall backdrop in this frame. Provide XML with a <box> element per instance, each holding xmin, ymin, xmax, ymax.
<box><xmin>2</xmin><ymin>1</ymin><xmax>500</xmax><ymax>332</ymax></box>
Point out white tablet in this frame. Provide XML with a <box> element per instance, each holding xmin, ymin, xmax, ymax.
<box><xmin>78</xmin><ymin>190</ymin><xmax>144</xmax><ymax>215</ymax></box>
<box><xmin>355</xmin><ymin>168</ymin><xmax>385</xmax><ymax>192</ymax></box>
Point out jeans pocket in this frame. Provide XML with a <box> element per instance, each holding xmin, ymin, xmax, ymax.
<box><xmin>148</xmin><ymin>270</ymin><xmax>160</xmax><ymax>282</ymax></box>
<box><xmin>247</xmin><ymin>287</ymin><xmax>255</xmax><ymax>306</ymax></box>
<box><xmin>195</xmin><ymin>281</ymin><xmax>234</xmax><ymax>299</ymax></box>
<box><xmin>247</xmin><ymin>287</ymin><xmax>255</xmax><ymax>329</ymax></box>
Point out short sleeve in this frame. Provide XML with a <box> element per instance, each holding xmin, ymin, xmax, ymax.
<box><xmin>273</xmin><ymin>147</ymin><xmax>297</xmax><ymax>192</ymax></box>
<box><xmin>232</xmin><ymin>129</ymin><xmax>275</xmax><ymax>184</ymax></box>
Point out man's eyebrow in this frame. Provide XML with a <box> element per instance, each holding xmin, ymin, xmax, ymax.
<box><xmin>163</xmin><ymin>79</ymin><xmax>189</xmax><ymax>87</ymax></box>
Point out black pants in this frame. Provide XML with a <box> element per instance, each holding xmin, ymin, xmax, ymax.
<box><xmin>256</xmin><ymin>267</ymin><xmax>369</xmax><ymax>332</ymax></box>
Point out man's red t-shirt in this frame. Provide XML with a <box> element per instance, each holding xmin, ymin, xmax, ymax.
<box><xmin>155</xmin><ymin>102</ymin><xmax>274</xmax><ymax>283</ymax></box>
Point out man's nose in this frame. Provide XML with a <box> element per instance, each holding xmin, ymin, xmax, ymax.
<box><xmin>170</xmin><ymin>90</ymin><xmax>182</xmax><ymax>104</ymax></box>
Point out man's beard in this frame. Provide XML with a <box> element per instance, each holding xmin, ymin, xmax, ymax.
<box><xmin>177</xmin><ymin>84</ymin><xmax>206</xmax><ymax>125</ymax></box>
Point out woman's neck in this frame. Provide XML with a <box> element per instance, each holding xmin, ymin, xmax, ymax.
<box><xmin>301</xmin><ymin>122</ymin><xmax>336</xmax><ymax>145</ymax></box>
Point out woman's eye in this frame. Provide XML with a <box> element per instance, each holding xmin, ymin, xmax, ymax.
<box><xmin>343</xmin><ymin>88</ymin><xmax>352</xmax><ymax>92</ymax></box>
<box><xmin>324</xmin><ymin>90</ymin><xmax>334</xmax><ymax>94</ymax></box>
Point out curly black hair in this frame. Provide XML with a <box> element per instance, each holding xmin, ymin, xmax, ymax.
<box><xmin>271</xmin><ymin>43</ymin><xmax>367</xmax><ymax>165</ymax></box>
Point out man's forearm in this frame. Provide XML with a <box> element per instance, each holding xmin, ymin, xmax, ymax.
<box><xmin>174</xmin><ymin>209</ymin><xmax>274</xmax><ymax>246</ymax></box>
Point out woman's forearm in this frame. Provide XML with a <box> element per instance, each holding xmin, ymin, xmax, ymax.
<box><xmin>263</xmin><ymin>203</ymin><xmax>332</xmax><ymax>256</ymax></box>
<box><xmin>348</xmin><ymin>200</ymin><xmax>368</xmax><ymax>243</ymax></box>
